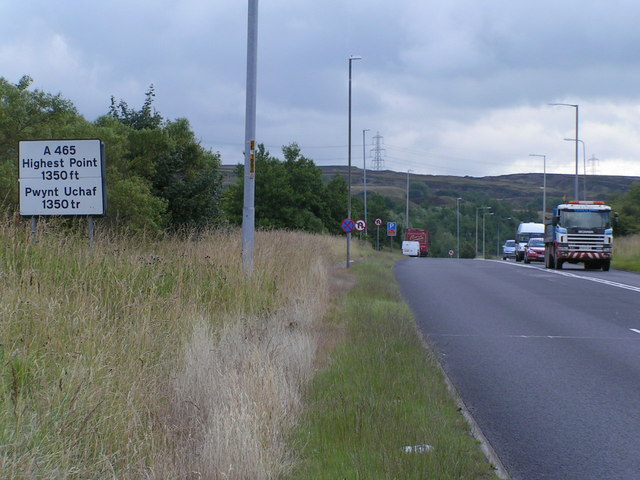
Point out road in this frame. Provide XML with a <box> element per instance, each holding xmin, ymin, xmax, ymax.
<box><xmin>395</xmin><ymin>258</ymin><xmax>640</xmax><ymax>480</ymax></box>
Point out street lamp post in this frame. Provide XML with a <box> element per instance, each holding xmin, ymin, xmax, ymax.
<box><xmin>564</xmin><ymin>138</ymin><xmax>587</xmax><ymax>200</ymax></box>
<box><xmin>496</xmin><ymin>217</ymin><xmax>512</xmax><ymax>258</ymax></box>
<box><xmin>406</xmin><ymin>169</ymin><xmax>412</xmax><ymax>230</ymax></box>
<box><xmin>456</xmin><ymin>197</ymin><xmax>462</xmax><ymax>259</ymax></box>
<box><xmin>242</xmin><ymin>0</ymin><xmax>259</xmax><ymax>276</ymax></box>
<box><xmin>363</xmin><ymin>129</ymin><xmax>370</xmax><ymax>234</ymax></box>
<box><xmin>476</xmin><ymin>206</ymin><xmax>491</xmax><ymax>258</ymax></box>
<box><xmin>529</xmin><ymin>154</ymin><xmax>546</xmax><ymax>222</ymax></box>
<box><xmin>483</xmin><ymin>211</ymin><xmax>494</xmax><ymax>259</ymax></box>
<box><xmin>347</xmin><ymin>55</ymin><xmax>361</xmax><ymax>268</ymax></box>
<box><xmin>549</xmin><ymin>103</ymin><xmax>579</xmax><ymax>200</ymax></box>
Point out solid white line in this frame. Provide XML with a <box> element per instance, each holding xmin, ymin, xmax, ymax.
<box><xmin>490</xmin><ymin>259</ymin><xmax>640</xmax><ymax>293</ymax></box>
<box><xmin>630</xmin><ymin>329</ymin><xmax>640</xmax><ymax>335</ymax></box>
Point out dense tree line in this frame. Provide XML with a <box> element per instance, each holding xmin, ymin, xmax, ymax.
<box><xmin>223</xmin><ymin>143</ymin><xmax>350</xmax><ymax>233</ymax></box>
<box><xmin>609</xmin><ymin>185</ymin><xmax>640</xmax><ymax>236</ymax></box>
<box><xmin>1</xmin><ymin>77</ymin><xmax>222</xmax><ymax>232</ymax></box>
<box><xmin>0</xmin><ymin>76</ymin><xmax>354</xmax><ymax>235</ymax></box>
<box><xmin>6</xmin><ymin>75</ymin><xmax>635</xmax><ymax>249</ymax></box>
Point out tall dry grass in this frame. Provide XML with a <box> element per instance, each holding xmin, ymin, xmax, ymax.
<box><xmin>0</xmin><ymin>219</ymin><xmax>352</xmax><ymax>479</ymax></box>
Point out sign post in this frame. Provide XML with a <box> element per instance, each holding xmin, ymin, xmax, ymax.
<box><xmin>387</xmin><ymin>221</ymin><xmax>397</xmax><ymax>250</ymax></box>
<box><xmin>374</xmin><ymin>218</ymin><xmax>382</xmax><ymax>250</ymax></box>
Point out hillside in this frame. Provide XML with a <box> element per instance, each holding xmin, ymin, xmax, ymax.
<box><xmin>221</xmin><ymin>164</ymin><xmax>639</xmax><ymax>210</ymax></box>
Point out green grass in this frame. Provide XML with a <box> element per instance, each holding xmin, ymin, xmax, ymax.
<box><xmin>612</xmin><ymin>233</ymin><xmax>640</xmax><ymax>272</ymax></box>
<box><xmin>287</xmin><ymin>254</ymin><xmax>498</xmax><ymax>480</ymax></box>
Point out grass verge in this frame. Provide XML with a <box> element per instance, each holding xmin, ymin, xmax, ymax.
<box><xmin>287</xmin><ymin>252</ymin><xmax>499</xmax><ymax>479</ymax></box>
<box><xmin>0</xmin><ymin>220</ymin><xmax>373</xmax><ymax>479</ymax></box>
<box><xmin>613</xmin><ymin>233</ymin><xmax>640</xmax><ymax>271</ymax></box>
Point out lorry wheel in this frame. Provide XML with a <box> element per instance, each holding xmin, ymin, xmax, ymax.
<box><xmin>602</xmin><ymin>260</ymin><xmax>611</xmax><ymax>271</ymax></box>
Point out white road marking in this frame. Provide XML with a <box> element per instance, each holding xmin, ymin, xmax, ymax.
<box><xmin>430</xmin><ymin>333</ymin><xmax>640</xmax><ymax>341</ymax></box>
<box><xmin>490</xmin><ymin>260</ymin><xmax>640</xmax><ymax>293</ymax></box>
<box><xmin>630</xmin><ymin>329</ymin><xmax>640</xmax><ymax>335</ymax></box>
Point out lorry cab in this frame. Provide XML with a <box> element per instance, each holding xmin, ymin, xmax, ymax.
<box><xmin>544</xmin><ymin>201</ymin><xmax>615</xmax><ymax>271</ymax></box>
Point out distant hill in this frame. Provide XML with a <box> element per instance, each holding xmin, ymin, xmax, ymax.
<box><xmin>220</xmin><ymin>164</ymin><xmax>639</xmax><ymax>210</ymax></box>
<box><xmin>319</xmin><ymin>166</ymin><xmax>639</xmax><ymax>210</ymax></box>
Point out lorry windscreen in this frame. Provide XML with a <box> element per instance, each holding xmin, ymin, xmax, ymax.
<box><xmin>560</xmin><ymin>210</ymin><xmax>610</xmax><ymax>229</ymax></box>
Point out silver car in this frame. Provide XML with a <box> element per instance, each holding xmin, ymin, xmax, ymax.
<box><xmin>502</xmin><ymin>239</ymin><xmax>516</xmax><ymax>260</ymax></box>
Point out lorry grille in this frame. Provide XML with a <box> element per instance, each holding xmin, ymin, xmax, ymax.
<box><xmin>567</xmin><ymin>234</ymin><xmax>605</xmax><ymax>246</ymax></box>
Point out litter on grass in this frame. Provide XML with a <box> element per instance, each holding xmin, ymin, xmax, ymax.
<box><xmin>403</xmin><ymin>444</ymin><xmax>434</xmax><ymax>453</ymax></box>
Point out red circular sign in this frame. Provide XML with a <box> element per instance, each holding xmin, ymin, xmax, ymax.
<box><xmin>354</xmin><ymin>219</ymin><xmax>367</xmax><ymax>232</ymax></box>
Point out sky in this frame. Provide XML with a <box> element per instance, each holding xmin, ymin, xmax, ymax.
<box><xmin>3</xmin><ymin>0</ymin><xmax>640</xmax><ymax>178</ymax></box>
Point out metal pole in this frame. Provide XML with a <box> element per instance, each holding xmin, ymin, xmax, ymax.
<box><xmin>88</xmin><ymin>215</ymin><xmax>94</xmax><ymax>253</ymax></box>
<box><xmin>363</xmin><ymin>129</ymin><xmax>369</xmax><ymax>234</ymax></box>
<box><xmin>543</xmin><ymin>155</ymin><xmax>546</xmax><ymax>221</ymax></box>
<box><xmin>242</xmin><ymin>0</ymin><xmax>258</xmax><ymax>276</ymax></box>
<box><xmin>549</xmin><ymin>103</ymin><xmax>579</xmax><ymax>200</ymax></box>
<box><xmin>574</xmin><ymin>105</ymin><xmax>579</xmax><ymax>201</ymax></box>
<box><xmin>482</xmin><ymin>212</ymin><xmax>493</xmax><ymax>259</ymax></box>
<box><xmin>482</xmin><ymin>213</ymin><xmax>493</xmax><ymax>259</ymax></box>
<box><xmin>476</xmin><ymin>206</ymin><xmax>490</xmax><ymax>258</ymax></box>
<box><xmin>405</xmin><ymin>170</ymin><xmax>411</xmax><ymax>230</ymax></box>
<box><xmin>530</xmin><ymin>154</ymin><xmax>546</xmax><ymax>222</ymax></box>
<box><xmin>482</xmin><ymin>212</ymin><xmax>486</xmax><ymax>259</ymax></box>
<box><xmin>30</xmin><ymin>216</ymin><xmax>37</xmax><ymax>243</ymax></box>
<box><xmin>456</xmin><ymin>197</ymin><xmax>462</xmax><ymax>259</ymax></box>
<box><xmin>582</xmin><ymin>141</ymin><xmax>587</xmax><ymax>200</ymax></box>
<box><xmin>564</xmin><ymin>138</ymin><xmax>587</xmax><ymax>200</ymax></box>
<box><xmin>475</xmin><ymin>208</ymin><xmax>478</xmax><ymax>257</ymax></box>
<box><xmin>347</xmin><ymin>55</ymin><xmax>361</xmax><ymax>268</ymax></box>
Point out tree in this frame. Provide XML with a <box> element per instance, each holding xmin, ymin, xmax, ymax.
<box><xmin>108</xmin><ymin>85</ymin><xmax>163</xmax><ymax>130</ymax></box>
<box><xmin>153</xmin><ymin>119</ymin><xmax>222</xmax><ymax>229</ymax></box>
<box><xmin>610</xmin><ymin>184</ymin><xmax>640</xmax><ymax>236</ymax></box>
<box><xmin>321</xmin><ymin>176</ymin><xmax>348</xmax><ymax>234</ymax></box>
<box><xmin>224</xmin><ymin>143</ymin><xmax>346</xmax><ymax>233</ymax></box>
<box><xmin>0</xmin><ymin>75</ymin><xmax>85</xmax><ymax>211</ymax></box>
<box><xmin>107</xmin><ymin>90</ymin><xmax>223</xmax><ymax>230</ymax></box>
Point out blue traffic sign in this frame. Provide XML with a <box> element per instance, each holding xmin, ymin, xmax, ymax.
<box><xmin>341</xmin><ymin>218</ymin><xmax>356</xmax><ymax>233</ymax></box>
<box><xmin>387</xmin><ymin>221</ymin><xmax>397</xmax><ymax>236</ymax></box>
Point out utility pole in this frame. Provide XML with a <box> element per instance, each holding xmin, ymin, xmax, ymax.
<box><xmin>371</xmin><ymin>132</ymin><xmax>385</xmax><ymax>170</ymax></box>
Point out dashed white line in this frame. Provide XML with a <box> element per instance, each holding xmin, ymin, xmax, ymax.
<box><xmin>630</xmin><ymin>329</ymin><xmax>640</xmax><ymax>335</ymax></box>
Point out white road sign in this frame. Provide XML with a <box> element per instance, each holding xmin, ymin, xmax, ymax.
<box><xmin>19</xmin><ymin>139</ymin><xmax>106</xmax><ymax>216</ymax></box>
<box><xmin>354</xmin><ymin>219</ymin><xmax>367</xmax><ymax>232</ymax></box>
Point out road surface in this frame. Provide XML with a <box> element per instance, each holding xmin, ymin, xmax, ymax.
<box><xmin>395</xmin><ymin>258</ymin><xmax>640</xmax><ymax>480</ymax></box>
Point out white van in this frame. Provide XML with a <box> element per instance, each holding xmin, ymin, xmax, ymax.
<box><xmin>402</xmin><ymin>241</ymin><xmax>420</xmax><ymax>257</ymax></box>
<box><xmin>514</xmin><ymin>222</ymin><xmax>544</xmax><ymax>262</ymax></box>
